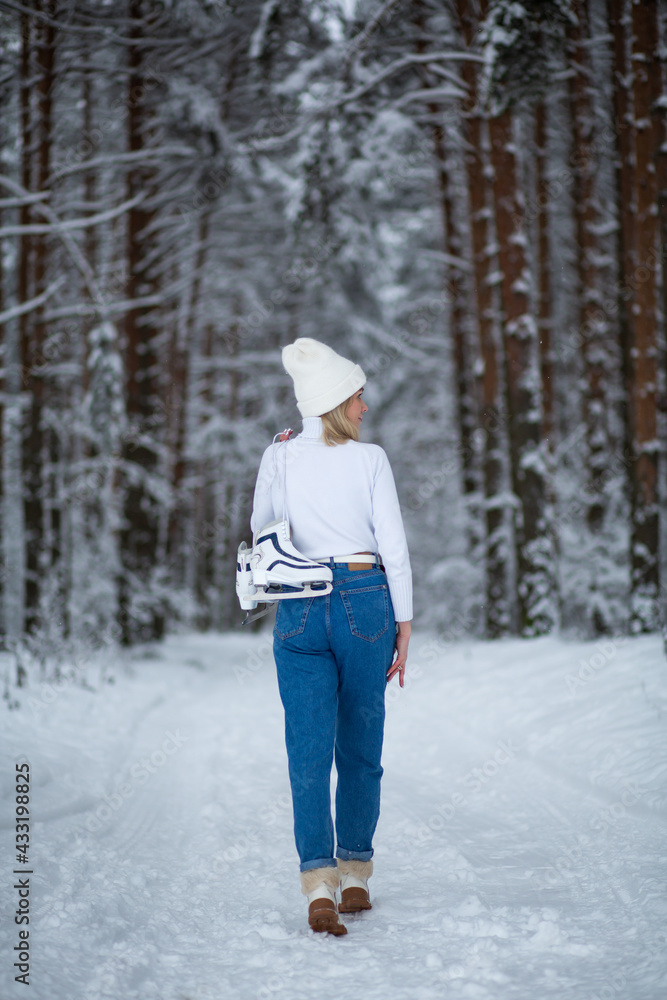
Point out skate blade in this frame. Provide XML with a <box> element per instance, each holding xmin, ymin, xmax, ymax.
<box><xmin>256</xmin><ymin>582</ymin><xmax>332</xmax><ymax>599</ymax></box>
<box><xmin>241</xmin><ymin>605</ymin><xmax>274</xmax><ymax>625</ymax></box>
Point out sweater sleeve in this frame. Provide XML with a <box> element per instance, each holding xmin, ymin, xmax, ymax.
<box><xmin>371</xmin><ymin>448</ymin><xmax>413</xmax><ymax>622</ymax></box>
<box><xmin>250</xmin><ymin>445</ymin><xmax>278</xmax><ymax>537</ymax></box>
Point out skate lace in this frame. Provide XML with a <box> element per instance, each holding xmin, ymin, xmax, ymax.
<box><xmin>270</xmin><ymin>427</ymin><xmax>293</xmax><ymax>533</ymax></box>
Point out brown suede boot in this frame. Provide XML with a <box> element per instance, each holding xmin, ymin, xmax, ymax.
<box><xmin>300</xmin><ymin>867</ymin><xmax>347</xmax><ymax>936</ymax></box>
<box><xmin>337</xmin><ymin>858</ymin><xmax>373</xmax><ymax>912</ymax></box>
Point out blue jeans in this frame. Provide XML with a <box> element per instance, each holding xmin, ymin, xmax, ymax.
<box><xmin>272</xmin><ymin>561</ymin><xmax>397</xmax><ymax>873</ymax></box>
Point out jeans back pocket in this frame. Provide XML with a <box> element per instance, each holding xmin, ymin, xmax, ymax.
<box><xmin>339</xmin><ymin>584</ymin><xmax>389</xmax><ymax>643</ymax></box>
<box><xmin>274</xmin><ymin>596</ymin><xmax>315</xmax><ymax>640</ymax></box>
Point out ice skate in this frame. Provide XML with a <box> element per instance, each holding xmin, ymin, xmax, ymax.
<box><xmin>250</xmin><ymin>518</ymin><xmax>333</xmax><ymax>596</ymax></box>
<box><xmin>337</xmin><ymin>859</ymin><xmax>373</xmax><ymax>912</ymax></box>
<box><xmin>236</xmin><ymin>541</ymin><xmax>258</xmax><ymax>611</ymax></box>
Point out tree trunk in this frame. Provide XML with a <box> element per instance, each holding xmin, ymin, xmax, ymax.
<box><xmin>220</xmin><ymin>325</ymin><xmax>242</xmax><ymax>630</ymax></box>
<box><xmin>35</xmin><ymin>5</ymin><xmax>60</xmax><ymax>621</ymax></box>
<box><xmin>628</xmin><ymin>0</ymin><xmax>661</xmax><ymax>632</ymax></box>
<box><xmin>655</xmin><ymin>10</ymin><xmax>667</xmax><ymax>654</ymax></box>
<box><xmin>1</xmin><ymin>326</ymin><xmax>26</xmax><ymax>647</ymax></box>
<box><xmin>432</xmin><ymin>127</ymin><xmax>478</xmax><ymax>505</ymax></box>
<box><xmin>167</xmin><ymin>211</ymin><xmax>209</xmax><ymax>594</ymax></box>
<box><xmin>18</xmin><ymin>3</ymin><xmax>57</xmax><ymax>636</ymax></box>
<box><xmin>412</xmin><ymin>1</ymin><xmax>479</xmax><ymax>531</ymax></box>
<box><xmin>193</xmin><ymin>323</ymin><xmax>215</xmax><ymax>623</ymax></box>
<box><xmin>607</xmin><ymin>0</ymin><xmax>635</xmax><ymax>482</ymax></box>
<box><xmin>534</xmin><ymin>97</ymin><xmax>562</xmax><ymax>628</ymax></box>
<box><xmin>456</xmin><ymin>0</ymin><xmax>512</xmax><ymax>636</ymax></box>
<box><xmin>118</xmin><ymin>0</ymin><xmax>164</xmax><ymax>644</ymax></box>
<box><xmin>535</xmin><ymin>100</ymin><xmax>555</xmax><ymax>449</ymax></box>
<box><xmin>488</xmin><ymin>107</ymin><xmax>557</xmax><ymax>636</ymax></box>
<box><xmin>19</xmin><ymin>6</ymin><xmax>41</xmax><ymax>635</ymax></box>
<box><xmin>567</xmin><ymin>0</ymin><xmax>614</xmax><ymax>634</ymax></box>
<box><xmin>0</xmin><ymin>196</ymin><xmax>3</xmax><ymax>629</ymax></box>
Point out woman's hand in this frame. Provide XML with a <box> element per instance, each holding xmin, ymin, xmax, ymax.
<box><xmin>387</xmin><ymin>622</ymin><xmax>411</xmax><ymax>687</ymax></box>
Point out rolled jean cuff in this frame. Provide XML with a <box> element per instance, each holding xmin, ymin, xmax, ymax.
<box><xmin>336</xmin><ymin>847</ymin><xmax>374</xmax><ymax>862</ymax></box>
<box><xmin>300</xmin><ymin>857</ymin><xmax>338</xmax><ymax>873</ymax></box>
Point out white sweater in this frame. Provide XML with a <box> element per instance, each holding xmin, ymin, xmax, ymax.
<box><xmin>250</xmin><ymin>416</ymin><xmax>413</xmax><ymax>621</ymax></box>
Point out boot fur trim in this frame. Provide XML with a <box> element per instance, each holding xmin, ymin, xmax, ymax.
<box><xmin>337</xmin><ymin>858</ymin><xmax>373</xmax><ymax>880</ymax></box>
<box><xmin>300</xmin><ymin>866</ymin><xmax>340</xmax><ymax>896</ymax></box>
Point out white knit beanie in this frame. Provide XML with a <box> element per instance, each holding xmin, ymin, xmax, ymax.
<box><xmin>281</xmin><ymin>337</ymin><xmax>366</xmax><ymax>417</ymax></box>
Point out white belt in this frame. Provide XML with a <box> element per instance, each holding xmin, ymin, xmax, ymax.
<box><xmin>312</xmin><ymin>554</ymin><xmax>379</xmax><ymax>564</ymax></box>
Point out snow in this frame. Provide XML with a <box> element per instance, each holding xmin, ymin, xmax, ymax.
<box><xmin>248</xmin><ymin>0</ymin><xmax>280</xmax><ymax>61</ymax></box>
<box><xmin>2</xmin><ymin>629</ymin><xmax>666</xmax><ymax>1000</ymax></box>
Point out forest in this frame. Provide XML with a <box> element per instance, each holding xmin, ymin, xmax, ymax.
<box><xmin>0</xmin><ymin>0</ymin><xmax>665</xmax><ymax>694</ymax></box>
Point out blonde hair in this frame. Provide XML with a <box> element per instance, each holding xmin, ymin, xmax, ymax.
<box><xmin>320</xmin><ymin>392</ymin><xmax>360</xmax><ymax>446</ymax></box>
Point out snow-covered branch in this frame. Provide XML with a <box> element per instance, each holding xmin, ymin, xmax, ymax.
<box><xmin>0</xmin><ymin>277</ymin><xmax>66</xmax><ymax>325</ymax></box>
<box><xmin>0</xmin><ymin>192</ymin><xmax>146</xmax><ymax>236</ymax></box>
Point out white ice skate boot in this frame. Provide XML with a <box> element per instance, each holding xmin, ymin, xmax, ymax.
<box><xmin>235</xmin><ymin>541</ymin><xmax>258</xmax><ymax>610</ymax></box>
<box><xmin>250</xmin><ymin>518</ymin><xmax>333</xmax><ymax>595</ymax></box>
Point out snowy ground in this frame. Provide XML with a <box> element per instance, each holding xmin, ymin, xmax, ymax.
<box><xmin>1</xmin><ymin>626</ymin><xmax>666</xmax><ymax>1000</ymax></box>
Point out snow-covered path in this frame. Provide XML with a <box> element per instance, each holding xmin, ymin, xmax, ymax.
<box><xmin>1</xmin><ymin>628</ymin><xmax>666</xmax><ymax>1000</ymax></box>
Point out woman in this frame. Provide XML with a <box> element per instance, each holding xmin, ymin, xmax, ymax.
<box><xmin>250</xmin><ymin>337</ymin><xmax>412</xmax><ymax>936</ymax></box>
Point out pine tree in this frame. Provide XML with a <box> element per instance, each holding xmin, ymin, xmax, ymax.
<box><xmin>627</xmin><ymin>0</ymin><xmax>661</xmax><ymax>632</ymax></box>
<box><xmin>567</xmin><ymin>0</ymin><xmax>616</xmax><ymax>634</ymax></box>
<box><xmin>456</xmin><ymin>0</ymin><xmax>513</xmax><ymax>636</ymax></box>
<box><xmin>480</xmin><ymin>0</ymin><xmax>562</xmax><ymax>636</ymax></box>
